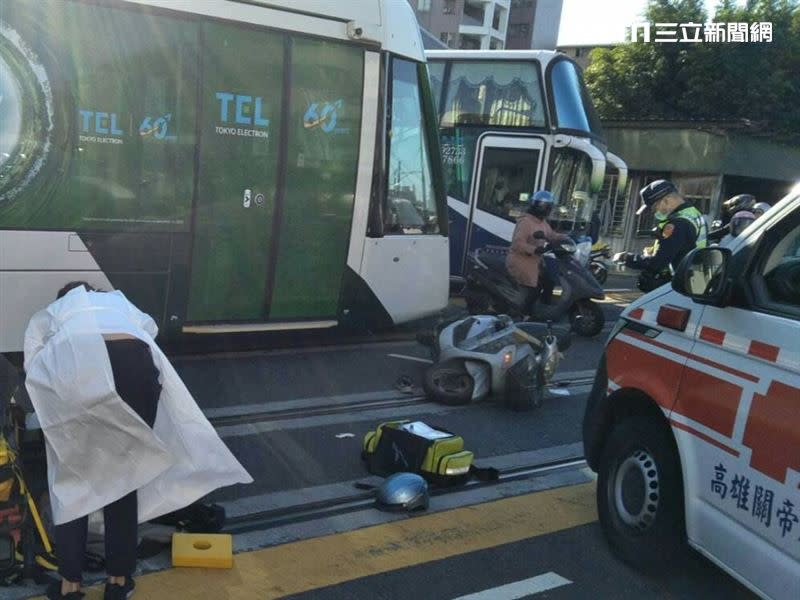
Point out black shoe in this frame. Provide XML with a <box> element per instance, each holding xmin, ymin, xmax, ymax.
<box><xmin>45</xmin><ymin>581</ymin><xmax>85</xmax><ymax>600</ymax></box>
<box><xmin>104</xmin><ymin>577</ymin><xmax>135</xmax><ymax>600</ymax></box>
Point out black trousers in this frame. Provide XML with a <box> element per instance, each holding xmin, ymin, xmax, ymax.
<box><xmin>56</xmin><ymin>338</ymin><xmax>161</xmax><ymax>581</ymax></box>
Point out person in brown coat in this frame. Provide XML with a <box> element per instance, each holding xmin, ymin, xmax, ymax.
<box><xmin>506</xmin><ymin>190</ymin><xmax>569</xmax><ymax>311</ymax></box>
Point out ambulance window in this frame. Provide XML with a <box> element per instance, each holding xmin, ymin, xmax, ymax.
<box><xmin>756</xmin><ymin>220</ymin><xmax>800</xmax><ymax>313</ymax></box>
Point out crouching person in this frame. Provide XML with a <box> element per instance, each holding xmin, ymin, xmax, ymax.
<box><xmin>24</xmin><ymin>282</ymin><xmax>253</xmax><ymax>600</ymax></box>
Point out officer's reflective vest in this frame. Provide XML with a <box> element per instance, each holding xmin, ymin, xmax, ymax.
<box><xmin>675</xmin><ymin>204</ymin><xmax>708</xmax><ymax>249</ymax></box>
<box><xmin>650</xmin><ymin>205</ymin><xmax>708</xmax><ymax>274</ymax></box>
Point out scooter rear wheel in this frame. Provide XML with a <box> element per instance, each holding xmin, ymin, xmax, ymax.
<box><xmin>464</xmin><ymin>287</ymin><xmax>490</xmax><ymax>315</ymax></box>
<box><xmin>423</xmin><ymin>360</ymin><xmax>474</xmax><ymax>405</ymax></box>
<box><xmin>570</xmin><ymin>299</ymin><xmax>605</xmax><ymax>337</ymax></box>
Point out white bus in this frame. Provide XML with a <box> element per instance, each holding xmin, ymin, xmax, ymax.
<box><xmin>0</xmin><ymin>0</ymin><xmax>449</xmax><ymax>352</ymax></box>
<box><xmin>425</xmin><ymin>50</ymin><xmax>627</xmax><ymax>279</ymax></box>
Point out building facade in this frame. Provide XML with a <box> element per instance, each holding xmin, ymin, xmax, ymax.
<box><xmin>413</xmin><ymin>0</ymin><xmax>510</xmax><ymax>49</ymax></box>
<box><xmin>506</xmin><ymin>0</ymin><xmax>564</xmax><ymax>50</ymax></box>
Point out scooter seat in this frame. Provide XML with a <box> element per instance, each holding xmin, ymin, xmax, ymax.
<box><xmin>478</xmin><ymin>252</ymin><xmax>509</xmax><ymax>275</ymax></box>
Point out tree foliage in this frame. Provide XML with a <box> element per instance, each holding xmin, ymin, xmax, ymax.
<box><xmin>584</xmin><ymin>0</ymin><xmax>800</xmax><ymax>139</ymax></box>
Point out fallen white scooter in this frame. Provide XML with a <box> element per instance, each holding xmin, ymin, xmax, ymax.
<box><xmin>418</xmin><ymin>315</ymin><xmax>571</xmax><ymax>410</ymax></box>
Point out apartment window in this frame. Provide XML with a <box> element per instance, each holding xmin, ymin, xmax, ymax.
<box><xmin>444</xmin><ymin>0</ymin><xmax>456</xmax><ymax>15</ymax></box>
<box><xmin>418</xmin><ymin>0</ymin><xmax>432</xmax><ymax>11</ymax></box>
<box><xmin>440</xmin><ymin>32</ymin><xmax>457</xmax><ymax>47</ymax></box>
<box><xmin>492</xmin><ymin>7</ymin><xmax>503</xmax><ymax>31</ymax></box>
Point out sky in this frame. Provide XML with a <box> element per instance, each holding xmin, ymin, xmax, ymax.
<box><xmin>557</xmin><ymin>0</ymin><xmax>742</xmax><ymax>46</ymax></box>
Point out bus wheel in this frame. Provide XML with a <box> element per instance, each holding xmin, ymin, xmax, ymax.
<box><xmin>597</xmin><ymin>417</ymin><xmax>685</xmax><ymax>570</ymax></box>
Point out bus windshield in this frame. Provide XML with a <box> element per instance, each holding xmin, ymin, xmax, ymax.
<box><xmin>439</xmin><ymin>61</ymin><xmax>545</xmax><ymax>128</ymax></box>
<box><xmin>548</xmin><ymin>59</ymin><xmax>604</xmax><ymax>137</ymax></box>
<box><xmin>549</xmin><ymin>148</ymin><xmax>594</xmax><ymax>232</ymax></box>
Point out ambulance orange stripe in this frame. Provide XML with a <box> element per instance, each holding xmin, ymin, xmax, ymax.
<box><xmin>747</xmin><ymin>340</ymin><xmax>780</xmax><ymax>363</ymax></box>
<box><xmin>606</xmin><ymin>337</ymin><xmax>683</xmax><ymax>410</ymax></box>
<box><xmin>669</xmin><ymin>419</ymin><xmax>740</xmax><ymax>457</ymax></box>
<box><xmin>623</xmin><ymin>330</ymin><xmax>759</xmax><ymax>383</ymax></box>
<box><xmin>699</xmin><ymin>326</ymin><xmax>726</xmax><ymax>345</ymax></box>
<box><xmin>743</xmin><ymin>380</ymin><xmax>800</xmax><ymax>484</ymax></box>
<box><xmin>673</xmin><ymin>367</ymin><xmax>741</xmax><ymax>437</ymax></box>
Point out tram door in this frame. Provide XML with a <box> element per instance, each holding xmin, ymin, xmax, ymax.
<box><xmin>187</xmin><ymin>23</ymin><xmax>283</xmax><ymax>323</ymax></box>
<box><xmin>187</xmin><ymin>24</ymin><xmax>363</xmax><ymax>324</ymax></box>
<box><xmin>460</xmin><ymin>135</ymin><xmax>546</xmax><ymax>273</ymax></box>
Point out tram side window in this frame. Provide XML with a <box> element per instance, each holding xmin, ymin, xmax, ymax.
<box><xmin>385</xmin><ymin>58</ymin><xmax>439</xmax><ymax>235</ymax></box>
<box><xmin>0</xmin><ymin>0</ymin><xmax>197</xmax><ymax>231</ymax></box>
<box><xmin>441</xmin><ymin>62</ymin><xmax>545</xmax><ymax>128</ymax></box>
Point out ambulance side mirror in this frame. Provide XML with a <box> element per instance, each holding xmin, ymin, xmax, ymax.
<box><xmin>673</xmin><ymin>247</ymin><xmax>733</xmax><ymax>306</ymax></box>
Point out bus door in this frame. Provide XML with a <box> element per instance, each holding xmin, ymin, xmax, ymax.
<box><xmin>462</xmin><ymin>135</ymin><xmax>546</xmax><ymax>273</ymax></box>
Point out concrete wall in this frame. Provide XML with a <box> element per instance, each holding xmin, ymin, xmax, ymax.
<box><xmin>604</xmin><ymin>125</ymin><xmax>800</xmax><ymax>182</ymax></box>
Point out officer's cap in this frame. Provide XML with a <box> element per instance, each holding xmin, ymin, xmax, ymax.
<box><xmin>636</xmin><ymin>180</ymin><xmax>677</xmax><ymax>215</ymax></box>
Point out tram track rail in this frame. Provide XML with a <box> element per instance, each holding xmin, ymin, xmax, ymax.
<box><xmin>224</xmin><ymin>455</ymin><xmax>588</xmax><ymax>535</ymax></box>
<box><xmin>206</xmin><ymin>375</ymin><xmax>595</xmax><ymax>429</ymax></box>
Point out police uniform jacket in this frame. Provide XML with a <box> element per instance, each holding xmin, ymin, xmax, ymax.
<box><xmin>626</xmin><ymin>202</ymin><xmax>707</xmax><ymax>273</ymax></box>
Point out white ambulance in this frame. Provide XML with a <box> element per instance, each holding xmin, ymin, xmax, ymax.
<box><xmin>583</xmin><ymin>189</ymin><xmax>799</xmax><ymax>599</ymax></box>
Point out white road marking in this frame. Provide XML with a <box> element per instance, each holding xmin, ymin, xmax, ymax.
<box><xmin>388</xmin><ymin>353</ymin><xmax>434</xmax><ymax>364</ymax></box>
<box><xmin>548</xmin><ymin>388</ymin><xmax>571</xmax><ymax>397</ymax></box>
<box><xmin>335</xmin><ymin>433</ymin><xmax>355</xmax><ymax>439</ymax></box>
<box><xmin>451</xmin><ymin>571</ymin><xmax>572</xmax><ymax>600</ymax></box>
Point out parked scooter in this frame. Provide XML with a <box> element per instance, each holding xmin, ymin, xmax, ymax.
<box><xmin>462</xmin><ymin>232</ymin><xmax>606</xmax><ymax>337</ymax></box>
<box><xmin>418</xmin><ymin>315</ymin><xmax>571</xmax><ymax>410</ymax></box>
<box><xmin>589</xmin><ymin>241</ymin><xmax>612</xmax><ymax>285</ymax></box>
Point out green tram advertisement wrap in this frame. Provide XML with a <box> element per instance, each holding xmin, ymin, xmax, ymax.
<box><xmin>0</xmin><ymin>0</ymin><xmax>364</xmax><ymax>329</ymax></box>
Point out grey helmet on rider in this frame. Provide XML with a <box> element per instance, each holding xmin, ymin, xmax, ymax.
<box><xmin>528</xmin><ymin>190</ymin><xmax>555</xmax><ymax>219</ymax></box>
<box><xmin>729</xmin><ymin>210</ymin><xmax>756</xmax><ymax>237</ymax></box>
<box><xmin>752</xmin><ymin>202</ymin><xmax>771</xmax><ymax>218</ymax></box>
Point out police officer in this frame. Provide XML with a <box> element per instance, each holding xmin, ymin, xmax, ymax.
<box><xmin>614</xmin><ymin>180</ymin><xmax>707</xmax><ymax>292</ymax></box>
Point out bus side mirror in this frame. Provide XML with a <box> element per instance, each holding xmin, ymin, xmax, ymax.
<box><xmin>673</xmin><ymin>247</ymin><xmax>733</xmax><ymax>307</ymax></box>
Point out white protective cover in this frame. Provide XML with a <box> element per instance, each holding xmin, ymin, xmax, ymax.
<box><xmin>23</xmin><ymin>286</ymin><xmax>253</xmax><ymax>525</ymax></box>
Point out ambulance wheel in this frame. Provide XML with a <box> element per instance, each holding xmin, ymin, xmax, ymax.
<box><xmin>597</xmin><ymin>417</ymin><xmax>685</xmax><ymax>570</ymax></box>
<box><xmin>570</xmin><ymin>300</ymin><xmax>604</xmax><ymax>337</ymax></box>
<box><xmin>423</xmin><ymin>360</ymin><xmax>474</xmax><ymax>405</ymax></box>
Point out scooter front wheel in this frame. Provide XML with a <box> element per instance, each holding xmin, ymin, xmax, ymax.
<box><xmin>423</xmin><ymin>360</ymin><xmax>474</xmax><ymax>405</ymax></box>
<box><xmin>591</xmin><ymin>262</ymin><xmax>608</xmax><ymax>285</ymax></box>
<box><xmin>570</xmin><ymin>299</ymin><xmax>605</xmax><ymax>337</ymax></box>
